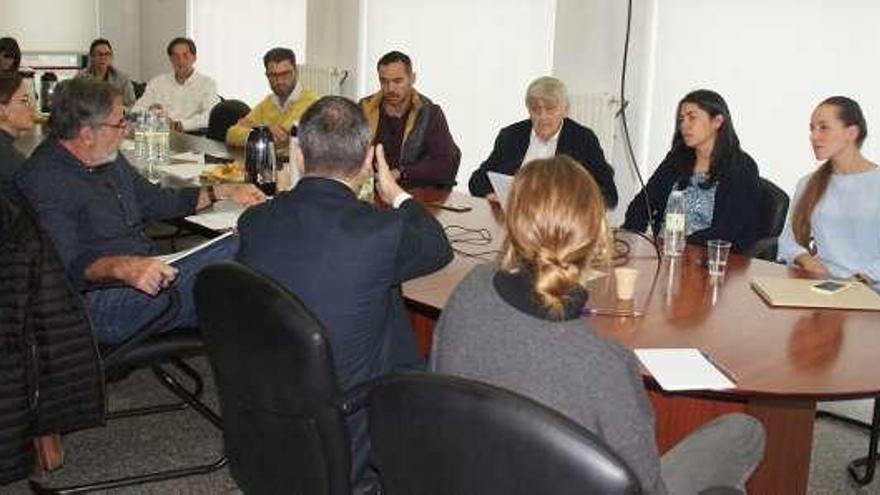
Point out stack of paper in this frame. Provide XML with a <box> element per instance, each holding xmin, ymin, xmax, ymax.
<box><xmin>634</xmin><ymin>348</ymin><xmax>736</xmax><ymax>391</ymax></box>
<box><xmin>184</xmin><ymin>200</ymin><xmax>246</xmax><ymax>232</ymax></box>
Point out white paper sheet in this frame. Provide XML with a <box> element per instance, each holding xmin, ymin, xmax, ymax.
<box><xmin>184</xmin><ymin>200</ymin><xmax>246</xmax><ymax>232</ymax></box>
<box><xmin>634</xmin><ymin>348</ymin><xmax>736</xmax><ymax>391</ymax></box>
<box><xmin>157</xmin><ymin>163</ymin><xmax>210</xmax><ymax>181</ymax></box>
<box><xmin>152</xmin><ymin>231</ymin><xmax>235</xmax><ymax>265</ymax></box>
<box><xmin>170</xmin><ymin>151</ymin><xmax>205</xmax><ymax>164</ymax></box>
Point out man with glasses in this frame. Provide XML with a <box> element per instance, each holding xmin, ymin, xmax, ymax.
<box><xmin>133</xmin><ymin>37</ymin><xmax>219</xmax><ymax>131</ymax></box>
<box><xmin>16</xmin><ymin>78</ymin><xmax>265</xmax><ymax>344</ymax></box>
<box><xmin>78</xmin><ymin>38</ymin><xmax>137</xmax><ymax>107</ymax></box>
<box><xmin>225</xmin><ymin>47</ymin><xmax>318</xmax><ymax>147</ymax></box>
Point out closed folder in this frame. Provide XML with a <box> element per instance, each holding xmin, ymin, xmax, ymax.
<box><xmin>751</xmin><ymin>276</ymin><xmax>880</xmax><ymax>311</ymax></box>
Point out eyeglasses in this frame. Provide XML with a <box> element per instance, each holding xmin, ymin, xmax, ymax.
<box><xmin>265</xmin><ymin>69</ymin><xmax>294</xmax><ymax>80</ymax></box>
<box><xmin>97</xmin><ymin>119</ymin><xmax>128</xmax><ymax>130</ymax></box>
<box><xmin>92</xmin><ymin>51</ymin><xmax>113</xmax><ymax>58</ymax></box>
<box><xmin>0</xmin><ymin>52</ymin><xmax>14</xmax><ymax>60</ymax></box>
<box><xmin>9</xmin><ymin>95</ymin><xmax>33</xmax><ymax>106</ymax></box>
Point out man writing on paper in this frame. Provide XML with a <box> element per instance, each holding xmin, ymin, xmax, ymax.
<box><xmin>133</xmin><ymin>37</ymin><xmax>219</xmax><ymax>131</ymax></box>
<box><xmin>226</xmin><ymin>47</ymin><xmax>318</xmax><ymax>148</ymax></box>
<box><xmin>360</xmin><ymin>51</ymin><xmax>460</xmax><ymax>187</ymax></box>
<box><xmin>16</xmin><ymin>78</ymin><xmax>264</xmax><ymax>344</ymax></box>
<box><xmin>237</xmin><ymin>96</ymin><xmax>453</xmax><ymax>482</ymax></box>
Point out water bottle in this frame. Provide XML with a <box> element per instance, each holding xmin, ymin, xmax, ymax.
<box><xmin>156</xmin><ymin>112</ymin><xmax>170</xmax><ymax>165</ymax></box>
<box><xmin>663</xmin><ymin>190</ymin><xmax>686</xmax><ymax>256</ymax></box>
<box><xmin>132</xmin><ymin>111</ymin><xmax>146</xmax><ymax>160</ymax></box>
<box><xmin>144</xmin><ymin>112</ymin><xmax>161</xmax><ymax>184</ymax></box>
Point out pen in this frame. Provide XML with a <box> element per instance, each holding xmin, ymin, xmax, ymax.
<box><xmin>582</xmin><ymin>307</ymin><xmax>644</xmax><ymax>318</ymax></box>
<box><xmin>701</xmin><ymin>351</ymin><xmax>738</xmax><ymax>384</ymax></box>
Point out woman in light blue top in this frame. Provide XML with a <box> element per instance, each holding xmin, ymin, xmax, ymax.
<box><xmin>779</xmin><ymin>96</ymin><xmax>880</xmax><ymax>288</ymax></box>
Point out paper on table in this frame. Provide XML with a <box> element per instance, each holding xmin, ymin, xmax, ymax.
<box><xmin>153</xmin><ymin>231</ymin><xmax>234</xmax><ymax>265</ymax></box>
<box><xmin>184</xmin><ymin>200</ymin><xmax>246</xmax><ymax>232</ymax></box>
<box><xmin>170</xmin><ymin>151</ymin><xmax>205</xmax><ymax>164</ymax></box>
<box><xmin>634</xmin><ymin>348</ymin><xmax>735</xmax><ymax>391</ymax></box>
<box><xmin>157</xmin><ymin>163</ymin><xmax>209</xmax><ymax>180</ymax></box>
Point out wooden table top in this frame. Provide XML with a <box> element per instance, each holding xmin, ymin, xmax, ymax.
<box><xmin>403</xmin><ymin>190</ymin><xmax>880</xmax><ymax>401</ymax></box>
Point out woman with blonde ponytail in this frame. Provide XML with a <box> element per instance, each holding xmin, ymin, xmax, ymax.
<box><xmin>779</xmin><ymin>97</ymin><xmax>880</xmax><ymax>287</ymax></box>
<box><xmin>431</xmin><ymin>156</ymin><xmax>764</xmax><ymax>494</ymax></box>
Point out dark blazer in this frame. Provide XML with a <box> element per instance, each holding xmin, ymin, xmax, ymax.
<box><xmin>622</xmin><ymin>150</ymin><xmax>761</xmax><ymax>252</ymax></box>
<box><xmin>236</xmin><ymin>177</ymin><xmax>453</xmax><ymax>391</ymax></box>
<box><xmin>468</xmin><ymin>118</ymin><xmax>618</xmax><ymax>208</ymax></box>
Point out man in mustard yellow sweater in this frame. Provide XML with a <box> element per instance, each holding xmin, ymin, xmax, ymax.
<box><xmin>226</xmin><ymin>47</ymin><xmax>319</xmax><ymax>148</ymax></box>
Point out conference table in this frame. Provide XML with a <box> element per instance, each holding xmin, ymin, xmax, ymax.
<box><xmin>399</xmin><ymin>191</ymin><xmax>880</xmax><ymax>495</ymax></box>
<box><xmin>17</xmin><ymin>129</ymin><xmax>880</xmax><ymax>493</ymax></box>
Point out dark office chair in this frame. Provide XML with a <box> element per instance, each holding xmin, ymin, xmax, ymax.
<box><xmin>368</xmin><ymin>372</ymin><xmax>642</xmax><ymax>495</ymax></box>
<box><xmin>748</xmin><ymin>177</ymin><xmax>789</xmax><ymax>261</ymax></box>
<box><xmin>206</xmin><ymin>99</ymin><xmax>250</xmax><ymax>142</ymax></box>
<box><xmin>195</xmin><ymin>261</ymin><xmax>375</xmax><ymax>495</ymax></box>
<box><xmin>30</xmin><ymin>287</ymin><xmax>227</xmax><ymax>494</ymax></box>
<box><xmin>132</xmin><ymin>81</ymin><xmax>147</xmax><ymax>99</ymax></box>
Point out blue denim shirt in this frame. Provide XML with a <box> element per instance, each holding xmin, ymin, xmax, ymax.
<box><xmin>16</xmin><ymin>139</ymin><xmax>200</xmax><ymax>288</ymax></box>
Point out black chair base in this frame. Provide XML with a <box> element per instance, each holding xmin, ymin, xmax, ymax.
<box><xmin>29</xmin><ymin>358</ymin><xmax>227</xmax><ymax>494</ymax></box>
<box><xmin>816</xmin><ymin>397</ymin><xmax>880</xmax><ymax>485</ymax></box>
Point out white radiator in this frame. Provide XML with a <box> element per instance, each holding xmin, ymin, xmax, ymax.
<box><xmin>568</xmin><ymin>93</ymin><xmax>619</xmax><ymax>155</ymax></box>
<box><xmin>297</xmin><ymin>65</ymin><xmax>349</xmax><ymax>96</ymax></box>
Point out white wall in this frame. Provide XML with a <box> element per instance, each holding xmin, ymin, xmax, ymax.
<box><xmin>306</xmin><ymin>0</ymin><xmax>359</xmax><ymax>98</ymax></box>
<box><xmin>190</xmin><ymin>0</ymin><xmax>307</xmax><ymax>105</ymax></box>
<box><xmin>359</xmin><ymin>0</ymin><xmax>557</xmax><ymax>189</ymax></box>
<box><xmin>0</xmin><ymin>0</ymin><xmax>96</xmax><ymax>52</ymax></box>
<box><xmin>553</xmin><ymin>0</ymin><xmax>655</xmax><ymax>220</ymax></box>
<box><xmin>645</xmin><ymin>0</ymin><xmax>880</xmax><ymax>196</ymax></box>
<box><xmin>140</xmin><ymin>0</ymin><xmax>186</xmax><ymax>82</ymax></box>
<box><xmin>97</xmin><ymin>0</ymin><xmax>141</xmax><ymax>80</ymax></box>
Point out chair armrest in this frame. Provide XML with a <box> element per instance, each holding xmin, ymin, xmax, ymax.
<box><xmin>748</xmin><ymin>237</ymin><xmax>779</xmax><ymax>262</ymax></box>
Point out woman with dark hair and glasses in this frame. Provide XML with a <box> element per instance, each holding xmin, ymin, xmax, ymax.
<box><xmin>0</xmin><ymin>73</ymin><xmax>35</xmax><ymax>193</ymax></box>
<box><xmin>0</xmin><ymin>37</ymin><xmax>21</xmax><ymax>74</ymax></box>
<box><xmin>623</xmin><ymin>89</ymin><xmax>760</xmax><ymax>252</ymax></box>
<box><xmin>78</xmin><ymin>39</ymin><xmax>136</xmax><ymax>107</ymax></box>
<box><xmin>778</xmin><ymin>96</ymin><xmax>880</xmax><ymax>289</ymax></box>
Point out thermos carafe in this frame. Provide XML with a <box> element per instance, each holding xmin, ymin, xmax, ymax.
<box><xmin>245</xmin><ymin>126</ymin><xmax>277</xmax><ymax>196</ymax></box>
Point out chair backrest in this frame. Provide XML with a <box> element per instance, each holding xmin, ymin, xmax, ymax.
<box><xmin>206</xmin><ymin>99</ymin><xmax>250</xmax><ymax>142</ymax></box>
<box><xmin>756</xmin><ymin>177</ymin><xmax>789</xmax><ymax>238</ymax></box>
<box><xmin>368</xmin><ymin>372</ymin><xmax>642</xmax><ymax>495</ymax></box>
<box><xmin>195</xmin><ymin>261</ymin><xmax>352</xmax><ymax>495</ymax></box>
<box><xmin>750</xmin><ymin>177</ymin><xmax>790</xmax><ymax>261</ymax></box>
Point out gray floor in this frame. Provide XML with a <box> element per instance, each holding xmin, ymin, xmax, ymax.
<box><xmin>3</xmin><ymin>359</ymin><xmax>880</xmax><ymax>494</ymax></box>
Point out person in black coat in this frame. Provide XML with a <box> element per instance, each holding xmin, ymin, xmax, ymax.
<box><xmin>236</xmin><ymin>96</ymin><xmax>453</xmax><ymax>483</ymax></box>
<box><xmin>468</xmin><ymin>76</ymin><xmax>617</xmax><ymax>208</ymax></box>
<box><xmin>623</xmin><ymin>89</ymin><xmax>760</xmax><ymax>252</ymax></box>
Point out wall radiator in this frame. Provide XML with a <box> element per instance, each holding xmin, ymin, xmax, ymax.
<box><xmin>568</xmin><ymin>93</ymin><xmax>619</xmax><ymax>156</ymax></box>
<box><xmin>298</xmin><ymin>65</ymin><xmax>350</xmax><ymax>96</ymax></box>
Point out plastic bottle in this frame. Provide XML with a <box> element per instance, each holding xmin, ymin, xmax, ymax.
<box><xmin>663</xmin><ymin>190</ymin><xmax>686</xmax><ymax>256</ymax></box>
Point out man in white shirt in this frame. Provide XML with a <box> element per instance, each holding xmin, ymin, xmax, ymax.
<box><xmin>133</xmin><ymin>37</ymin><xmax>219</xmax><ymax>131</ymax></box>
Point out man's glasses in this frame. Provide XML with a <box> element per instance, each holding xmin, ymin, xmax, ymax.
<box><xmin>97</xmin><ymin>119</ymin><xmax>128</xmax><ymax>130</ymax></box>
<box><xmin>9</xmin><ymin>94</ymin><xmax>33</xmax><ymax>106</ymax></box>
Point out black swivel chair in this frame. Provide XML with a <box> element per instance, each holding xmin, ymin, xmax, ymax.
<box><xmin>368</xmin><ymin>372</ymin><xmax>642</xmax><ymax>495</ymax></box>
<box><xmin>30</xmin><ymin>288</ymin><xmax>227</xmax><ymax>494</ymax></box>
<box><xmin>195</xmin><ymin>261</ymin><xmax>374</xmax><ymax>495</ymax></box>
<box><xmin>749</xmin><ymin>177</ymin><xmax>789</xmax><ymax>261</ymax></box>
<box><xmin>206</xmin><ymin>99</ymin><xmax>251</xmax><ymax>142</ymax></box>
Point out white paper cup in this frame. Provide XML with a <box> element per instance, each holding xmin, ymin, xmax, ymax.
<box><xmin>614</xmin><ymin>267</ymin><xmax>639</xmax><ymax>300</ymax></box>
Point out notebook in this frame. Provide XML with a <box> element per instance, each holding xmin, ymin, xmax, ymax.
<box><xmin>751</xmin><ymin>276</ymin><xmax>880</xmax><ymax>311</ymax></box>
<box><xmin>486</xmin><ymin>171</ymin><xmax>513</xmax><ymax>211</ymax></box>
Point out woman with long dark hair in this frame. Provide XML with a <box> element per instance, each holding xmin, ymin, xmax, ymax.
<box><xmin>433</xmin><ymin>155</ymin><xmax>764</xmax><ymax>494</ymax></box>
<box><xmin>778</xmin><ymin>96</ymin><xmax>879</xmax><ymax>288</ymax></box>
<box><xmin>623</xmin><ymin>89</ymin><xmax>760</xmax><ymax>251</ymax></box>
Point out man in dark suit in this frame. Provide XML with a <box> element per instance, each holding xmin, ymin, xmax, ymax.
<box><xmin>468</xmin><ymin>76</ymin><xmax>618</xmax><ymax>208</ymax></box>
<box><xmin>236</xmin><ymin>96</ymin><xmax>453</xmax><ymax>481</ymax></box>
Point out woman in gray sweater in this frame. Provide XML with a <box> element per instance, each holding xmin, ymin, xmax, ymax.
<box><xmin>431</xmin><ymin>155</ymin><xmax>764</xmax><ymax>494</ymax></box>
